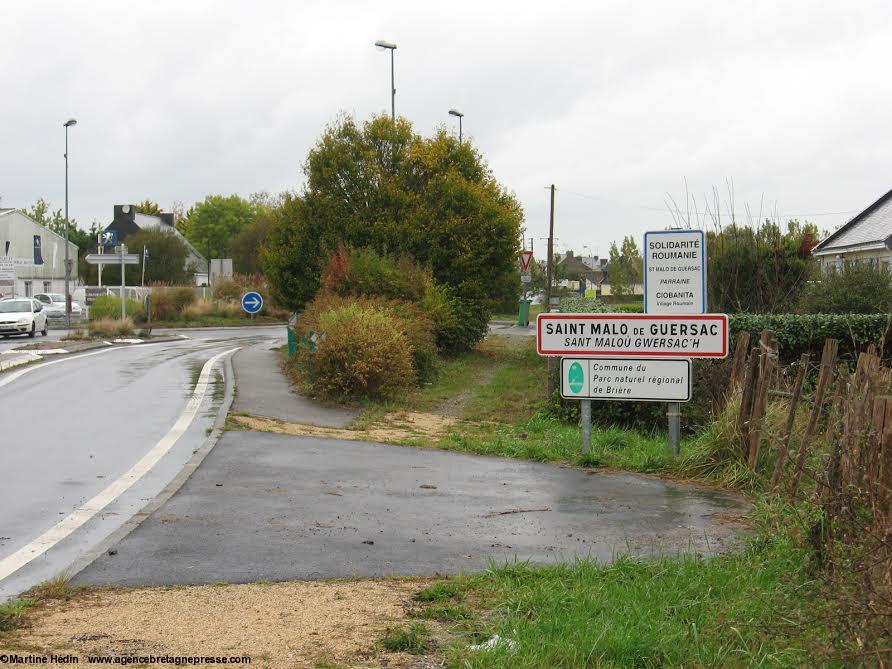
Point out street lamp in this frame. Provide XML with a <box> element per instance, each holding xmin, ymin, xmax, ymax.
<box><xmin>63</xmin><ymin>118</ymin><xmax>77</xmax><ymax>329</ymax></box>
<box><xmin>374</xmin><ymin>39</ymin><xmax>397</xmax><ymax>122</ymax></box>
<box><xmin>448</xmin><ymin>109</ymin><xmax>464</xmax><ymax>143</ymax></box>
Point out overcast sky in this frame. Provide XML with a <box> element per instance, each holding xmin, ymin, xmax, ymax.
<box><xmin>3</xmin><ymin>1</ymin><xmax>891</xmax><ymax>257</ymax></box>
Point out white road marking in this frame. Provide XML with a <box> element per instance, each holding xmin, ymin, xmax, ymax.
<box><xmin>0</xmin><ymin>344</ymin><xmax>115</xmax><ymax>389</ymax></box>
<box><xmin>0</xmin><ymin>346</ymin><xmax>240</xmax><ymax>584</ymax></box>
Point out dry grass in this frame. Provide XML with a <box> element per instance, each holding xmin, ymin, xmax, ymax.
<box><xmin>181</xmin><ymin>298</ymin><xmax>217</xmax><ymax>319</ymax></box>
<box><xmin>88</xmin><ymin>318</ymin><xmax>135</xmax><ymax>338</ymax></box>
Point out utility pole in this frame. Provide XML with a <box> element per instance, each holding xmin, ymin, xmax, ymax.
<box><xmin>545</xmin><ymin>184</ymin><xmax>557</xmax><ymax>398</ymax></box>
<box><xmin>63</xmin><ymin>119</ymin><xmax>77</xmax><ymax>328</ymax></box>
<box><xmin>544</xmin><ymin>185</ymin><xmax>555</xmax><ymax>311</ymax></box>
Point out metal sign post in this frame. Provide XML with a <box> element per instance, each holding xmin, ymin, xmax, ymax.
<box><xmin>85</xmin><ymin>247</ymin><xmax>139</xmax><ymax>320</ymax></box>
<box><xmin>120</xmin><ymin>245</ymin><xmax>127</xmax><ymax>320</ymax></box>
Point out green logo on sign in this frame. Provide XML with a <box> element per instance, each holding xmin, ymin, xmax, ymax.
<box><xmin>568</xmin><ymin>362</ymin><xmax>584</xmax><ymax>393</ymax></box>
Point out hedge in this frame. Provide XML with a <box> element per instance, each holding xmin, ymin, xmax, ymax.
<box><xmin>729</xmin><ymin>314</ymin><xmax>890</xmax><ymax>364</ymax></box>
<box><xmin>90</xmin><ymin>295</ymin><xmax>145</xmax><ymax>322</ymax></box>
<box><xmin>560</xmin><ymin>298</ymin><xmax>890</xmax><ymax>364</ymax></box>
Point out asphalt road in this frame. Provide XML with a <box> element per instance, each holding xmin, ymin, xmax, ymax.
<box><xmin>3</xmin><ymin>322</ymin><xmax>750</xmax><ymax>595</ymax></box>
<box><xmin>0</xmin><ymin>325</ymin><xmax>284</xmax><ymax>600</ymax></box>
<box><xmin>74</xmin><ymin>432</ymin><xmax>748</xmax><ymax>586</ymax></box>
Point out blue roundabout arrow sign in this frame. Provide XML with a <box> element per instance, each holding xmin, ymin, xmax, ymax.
<box><xmin>241</xmin><ymin>291</ymin><xmax>264</xmax><ymax>315</ymax></box>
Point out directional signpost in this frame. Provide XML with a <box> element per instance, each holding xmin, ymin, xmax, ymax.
<box><xmin>241</xmin><ymin>291</ymin><xmax>264</xmax><ymax>315</ymax></box>
<box><xmin>85</xmin><ymin>246</ymin><xmax>139</xmax><ymax>320</ymax></box>
<box><xmin>536</xmin><ymin>228</ymin><xmax>720</xmax><ymax>455</ymax></box>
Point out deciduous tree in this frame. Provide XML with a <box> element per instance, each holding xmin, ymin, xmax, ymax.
<box><xmin>263</xmin><ymin>115</ymin><xmax>524</xmax><ymax>311</ymax></box>
<box><xmin>178</xmin><ymin>194</ymin><xmax>256</xmax><ymax>260</ymax></box>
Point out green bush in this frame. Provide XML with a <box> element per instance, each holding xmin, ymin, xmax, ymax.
<box><xmin>435</xmin><ymin>295</ymin><xmax>490</xmax><ymax>355</ymax></box>
<box><xmin>730</xmin><ymin>313</ymin><xmax>890</xmax><ymax>364</ymax></box>
<box><xmin>90</xmin><ymin>295</ymin><xmax>145</xmax><ymax>322</ymax></box>
<box><xmin>314</xmin><ymin>246</ymin><xmax>487</xmax><ymax>354</ymax></box>
<box><xmin>559</xmin><ymin>295</ymin><xmax>610</xmax><ymax>313</ymax></box>
<box><xmin>323</xmin><ymin>245</ymin><xmax>429</xmax><ymax>302</ymax></box>
<box><xmin>150</xmin><ymin>287</ymin><xmax>196</xmax><ymax>321</ymax></box>
<box><xmin>386</xmin><ymin>300</ymin><xmax>438</xmax><ymax>383</ymax></box>
<box><xmin>799</xmin><ymin>263</ymin><xmax>892</xmax><ymax>315</ymax></box>
<box><xmin>301</xmin><ymin>304</ymin><xmax>415</xmax><ymax>399</ymax></box>
<box><xmin>296</xmin><ymin>291</ymin><xmax>437</xmax><ymax>385</ymax></box>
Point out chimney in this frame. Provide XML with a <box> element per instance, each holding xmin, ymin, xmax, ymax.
<box><xmin>159</xmin><ymin>213</ymin><xmax>175</xmax><ymax>227</ymax></box>
<box><xmin>113</xmin><ymin>204</ymin><xmax>137</xmax><ymax>226</ymax></box>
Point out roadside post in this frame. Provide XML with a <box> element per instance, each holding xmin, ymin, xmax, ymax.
<box><xmin>85</xmin><ymin>245</ymin><xmax>139</xmax><ymax>320</ymax></box>
<box><xmin>644</xmin><ymin>229</ymin><xmax>707</xmax><ymax>455</ymax></box>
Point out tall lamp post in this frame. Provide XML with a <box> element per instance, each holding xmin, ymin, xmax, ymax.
<box><xmin>63</xmin><ymin>118</ymin><xmax>77</xmax><ymax>329</ymax></box>
<box><xmin>374</xmin><ymin>40</ymin><xmax>397</xmax><ymax>122</ymax></box>
<box><xmin>448</xmin><ymin>109</ymin><xmax>464</xmax><ymax>143</ymax></box>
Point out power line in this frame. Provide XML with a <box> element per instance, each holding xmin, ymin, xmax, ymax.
<box><xmin>555</xmin><ymin>187</ymin><xmax>858</xmax><ymax>219</ymax></box>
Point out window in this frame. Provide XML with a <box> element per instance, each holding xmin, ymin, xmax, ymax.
<box><xmin>43</xmin><ymin>281</ymin><xmax>51</xmax><ymax>292</ymax></box>
<box><xmin>24</xmin><ymin>281</ymin><xmax>32</xmax><ymax>297</ymax></box>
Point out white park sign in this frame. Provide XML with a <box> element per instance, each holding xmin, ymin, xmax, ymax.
<box><xmin>537</xmin><ymin>313</ymin><xmax>729</xmax><ymax>358</ymax></box>
<box><xmin>561</xmin><ymin>357</ymin><xmax>691</xmax><ymax>402</ymax></box>
<box><xmin>644</xmin><ymin>229</ymin><xmax>706</xmax><ymax>314</ymax></box>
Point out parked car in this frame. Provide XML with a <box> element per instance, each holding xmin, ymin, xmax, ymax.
<box><xmin>34</xmin><ymin>293</ymin><xmax>83</xmax><ymax>320</ymax></box>
<box><xmin>0</xmin><ymin>298</ymin><xmax>49</xmax><ymax>338</ymax></box>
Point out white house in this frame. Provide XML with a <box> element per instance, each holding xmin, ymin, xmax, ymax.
<box><xmin>0</xmin><ymin>208</ymin><xmax>80</xmax><ymax>299</ymax></box>
<box><xmin>812</xmin><ymin>188</ymin><xmax>892</xmax><ymax>272</ymax></box>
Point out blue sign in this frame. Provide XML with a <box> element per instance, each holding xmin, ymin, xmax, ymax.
<box><xmin>241</xmin><ymin>291</ymin><xmax>264</xmax><ymax>314</ymax></box>
<box><xmin>100</xmin><ymin>230</ymin><xmax>117</xmax><ymax>247</ymax></box>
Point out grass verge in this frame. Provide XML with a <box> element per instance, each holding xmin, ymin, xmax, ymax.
<box><xmin>0</xmin><ymin>576</ymin><xmax>82</xmax><ymax>636</ymax></box>
<box><xmin>431</xmin><ymin>503</ymin><xmax>852</xmax><ymax>668</ymax></box>
<box><xmin>379</xmin><ymin>622</ymin><xmax>432</xmax><ymax>654</ymax></box>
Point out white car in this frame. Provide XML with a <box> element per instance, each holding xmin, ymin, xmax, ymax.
<box><xmin>34</xmin><ymin>293</ymin><xmax>83</xmax><ymax>320</ymax></box>
<box><xmin>0</xmin><ymin>298</ymin><xmax>49</xmax><ymax>338</ymax></box>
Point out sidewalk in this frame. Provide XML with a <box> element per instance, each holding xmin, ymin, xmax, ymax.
<box><xmin>231</xmin><ymin>341</ymin><xmax>358</xmax><ymax>428</ymax></box>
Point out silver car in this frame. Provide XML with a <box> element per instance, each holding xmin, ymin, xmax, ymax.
<box><xmin>34</xmin><ymin>293</ymin><xmax>83</xmax><ymax>320</ymax></box>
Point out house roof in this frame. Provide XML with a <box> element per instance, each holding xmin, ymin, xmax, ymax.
<box><xmin>812</xmin><ymin>187</ymin><xmax>892</xmax><ymax>255</ymax></box>
<box><xmin>0</xmin><ymin>209</ymin><xmax>79</xmax><ymax>248</ymax></box>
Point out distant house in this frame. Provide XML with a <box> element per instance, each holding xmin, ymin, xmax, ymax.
<box><xmin>0</xmin><ymin>208</ymin><xmax>79</xmax><ymax>298</ymax></box>
<box><xmin>555</xmin><ymin>251</ymin><xmax>608</xmax><ymax>290</ymax></box>
<box><xmin>104</xmin><ymin>204</ymin><xmax>207</xmax><ymax>282</ymax></box>
<box><xmin>812</xmin><ymin>188</ymin><xmax>892</xmax><ymax>272</ymax></box>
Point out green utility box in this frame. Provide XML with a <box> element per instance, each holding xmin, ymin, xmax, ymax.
<box><xmin>517</xmin><ymin>299</ymin><xmax>532</xmax><ymax>327</ymax></box>
<box><xmin>287</xmin><ymin>326</ymin><xmax>298</xmax><ymax>357</ymax></box>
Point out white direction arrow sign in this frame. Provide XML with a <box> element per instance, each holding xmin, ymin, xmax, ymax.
<box><xmin>537</xmin><ymin>313</ymin><xmax>728</xmax><ymax>358</ymax></box>
<box><xmin>85</xmin><ymin>254</ymin><xmax>140</xmax><ymax>265</ymax></box>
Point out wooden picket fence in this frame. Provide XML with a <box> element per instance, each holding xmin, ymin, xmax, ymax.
<box><xmin>730</xmin><ymin>330</ymin><xmax>892</xmax><ymax>615</ymax></box>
